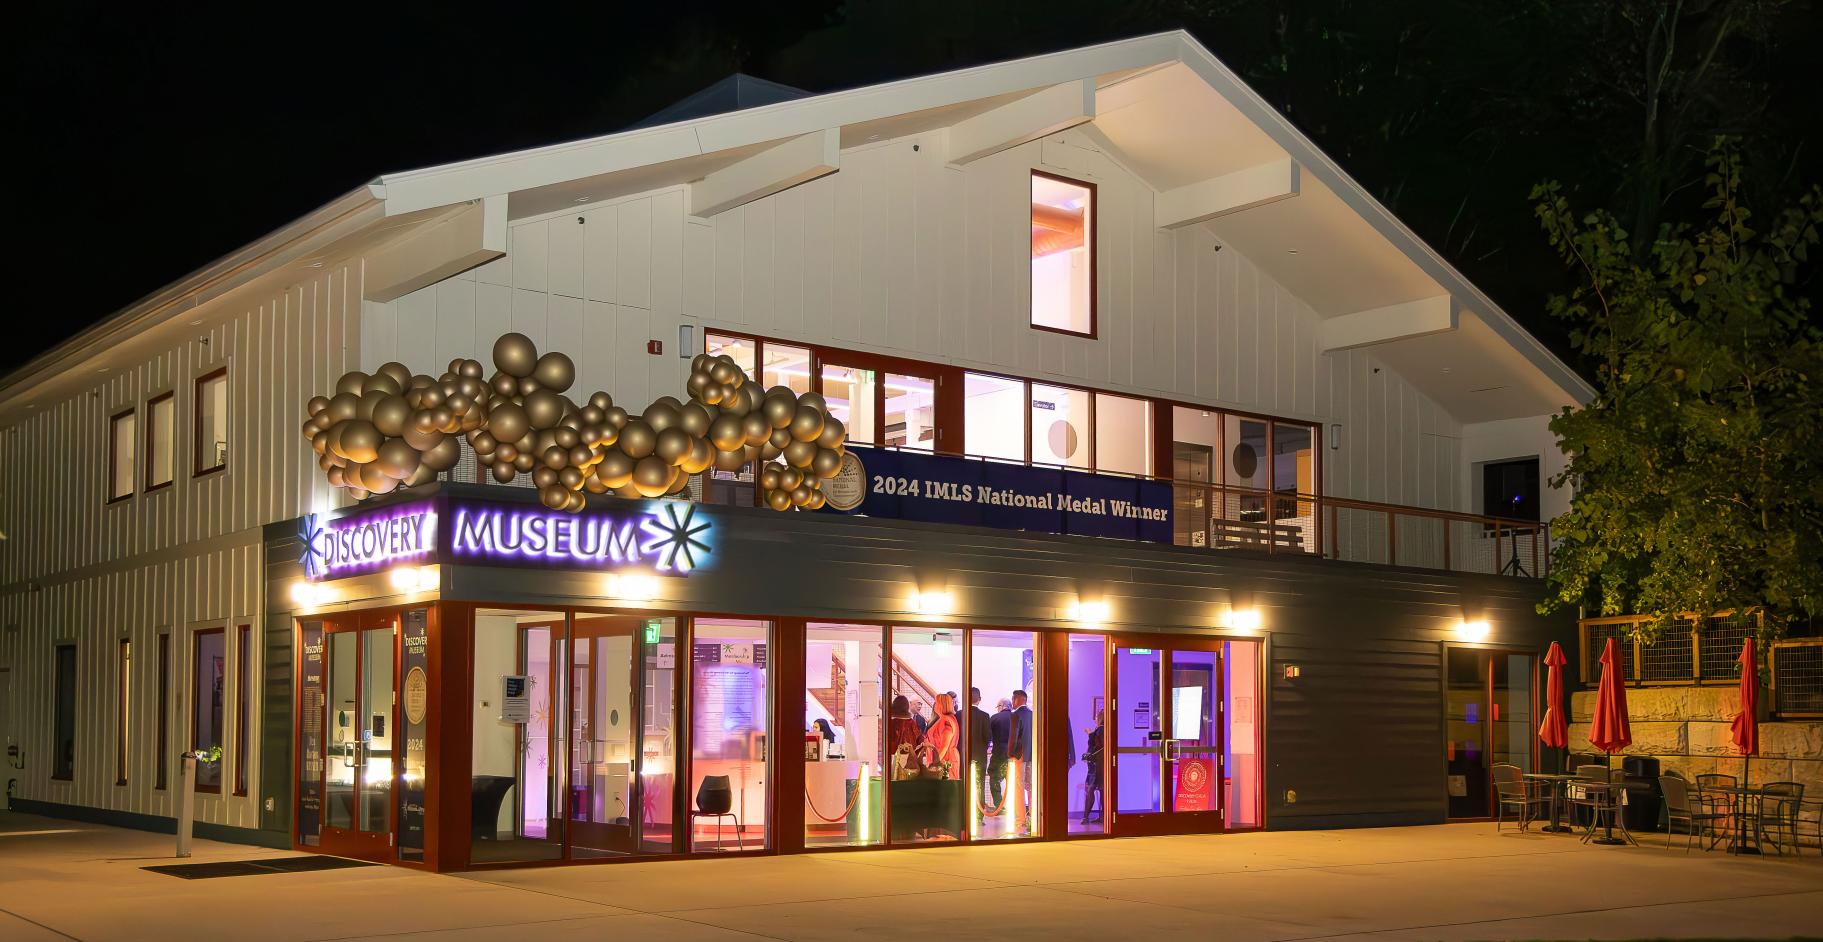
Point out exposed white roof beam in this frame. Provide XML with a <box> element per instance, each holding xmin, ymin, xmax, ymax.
<box><xmin>364</xmin><ymin>196</ymin><xmax>507</xmax><ymax>302</ymax></box>
<box><xmin>1154</xmin><ymin>158</ymin><xmax>1299</xmax><ymax>229</ymax></box>
<box><xmin>1320</xmin><ymin>295</ymin><xmax>1457</xmax><ymax>352</ymax></box>
<box><xmin>689</xmin><ymin>129</ymin><xmax>840</xmax><ymax>219</ymax></box>
<box><xmin>945</xmin><ymin>79</ymin><xmax>1095</xmax><ymax>166</ymax></box>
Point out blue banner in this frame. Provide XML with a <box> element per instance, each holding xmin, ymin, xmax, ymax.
<box><xmin>827</xmin><ymin>446</ymin><xmax>1171</xmax><ymax>543</ymax></box>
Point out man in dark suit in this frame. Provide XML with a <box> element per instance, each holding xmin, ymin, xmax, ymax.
<box><xmin>1010</xmin><ymin>690</ymin><xmax>1035</xmax><ymax>831</ymax></box>
<box><xmin>968</xmin><ymin>688</ymin><xmax>991</xmax><ymax>822</ymax></box>
<box><xmin>987</xmin><ymin>698</ymin><xmax>1013</xmax><ymax>813</ymax></box>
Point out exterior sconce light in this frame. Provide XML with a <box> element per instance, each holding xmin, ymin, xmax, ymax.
<box><xmin>910</xmin><ymin>590</ymin><xmax>954</xmax><ymax>616</ymax></box>
<box><xmin>1456</xmin><ymin>619</ymin><xmax>1491</xmax><ymax>642</ymax></box>
<box><xmin>605</xmin><ymin>573</ymin><xmax>660</xmax><ymax>604</ymax></box>
<box><xmin>388</xmin><ymin>566</ymin><xmax>437</xmax><ymax>592</ymax></box>
<box><xmin>290</xmin><ymin>581</ymin><xmax>327</xmax><ymax>608</ymax></box>
<box><xmin>1067</xmin><ymin>598</ymin><xmax>1111</xmax><ymax>624</ymax></box>
<box><xmin>1225</xmin><ymin>608</ymin><xmax>1262</xmax><ymax>632</ymax></box>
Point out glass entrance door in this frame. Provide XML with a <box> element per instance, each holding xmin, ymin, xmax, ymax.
<box><xmin>320</xmin><ymin>615</ymin><xmax>397</xmax><ymax>858</ymax></box>
<box><xmin>1446</xmin><ymin>647</ymin><xmax>1538</xmax><ymax>819</ymax></box>
<box><xmin>569</xmin><ymin>615</ymin><xmax>639</xmax><ymax>857</ymax></box>
<box><xmin>1109</xmin><ymin>637</ymin><xmax>1226</xmax><ymax>836</ymax></box>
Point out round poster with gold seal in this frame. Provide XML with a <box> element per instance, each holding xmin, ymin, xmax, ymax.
<box><xmin>821</xmin><ymin>451</ymin><xmax>868</xmax><ymax>511</ymax></box>
<box><xmin>403</xmin><ymin>666</ymin><xmax>429</xmax><ymax>726</ymax></box>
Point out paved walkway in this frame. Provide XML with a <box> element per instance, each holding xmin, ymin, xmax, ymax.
<box><xmin>1</xmin><ymin>810</ymin><xmax>1819</xmax><ymax>941</ymax></box>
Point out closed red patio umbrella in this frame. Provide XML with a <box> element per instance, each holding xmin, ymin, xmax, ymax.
<box><xmin>1538</xmin><ymin>641</ymin><xmax>1569</xmax><ymax>756</ymax></box>
<box><xmin>1728</xmin><ymin>638</ymin><xmax>1760</xmax><ymax>854</ymax></box>
<box><xmin>1587</xmin><ymin>637</ymin><xmax>1632</xmax><ymax>845</ymax></box>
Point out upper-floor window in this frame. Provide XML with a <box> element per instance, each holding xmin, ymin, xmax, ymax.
<box><xmin>145</xmin><ymin>392</ymin><xmax>175</xmax><ymax>490</ymax></box>
<box><xmin>1031</xmin><ymin>171</ymin><xmax>1095</xmax><ymax>337</ymax></box>
<box><xmin>965</xmin><ymin>373</ymin><xmax>1154</xmax><ymax>476</ymax></box>
<box><xmin>195</xmin><ymin>368</ymin><xmax>228</xmax><ymax>475</ymax></box>
<box><xmin>1482</xmin><ymin>457</ymin><xmax>1541</xmax><ymax>522</ymax></box>
<box><xmin>108</xmin><ymin>409</ymin><xmax>136</xmax><ymax>501</ymax></box>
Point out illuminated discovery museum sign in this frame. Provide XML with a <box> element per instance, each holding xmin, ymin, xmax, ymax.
<box><xmin>302</xmin><ymin>497</ymin><xmax>712</xmax><ymax>580</ymax></box>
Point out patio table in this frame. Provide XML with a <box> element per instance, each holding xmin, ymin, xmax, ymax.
<box><xmin>1522</xmin><ymin>773</ymin><xmax>1578</xmax><ymax>833</ymax></box>
<box><xmin>1703</xmin><ymin>784</ymin><xmax>1775</xmax><ymax>856</ymax></box>
<box><xmin>1567</xmin><ymin>780</ymin><xmax>1643</xmax><ymax>846</ymax></box>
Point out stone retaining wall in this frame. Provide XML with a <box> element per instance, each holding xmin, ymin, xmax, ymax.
<box><xmin>1566</xmin><ymin>686</ymin><xmax>1823</xmax><ymax>799</ymax></box>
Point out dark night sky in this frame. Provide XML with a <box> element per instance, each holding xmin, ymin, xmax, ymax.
<box><xmin>7</xmin><ymin>1</ymin><xmax>1819</xmax><ymax>376</ymax></box>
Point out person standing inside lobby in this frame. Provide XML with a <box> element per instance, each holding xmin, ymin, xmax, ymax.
<box><xmin>987</xmin><ymin>699</ymin><xmax>1012</xmax><ymax>812</ymax></box>
<box><xmin>968</xmin><ymin>688</ymin><xmax>991</xmax><ymax>822</ymax></box>
<box><xmin>1010</xmin><ymin>690</ymin><xmax>1034</xmax><ymax>833</ymax></box>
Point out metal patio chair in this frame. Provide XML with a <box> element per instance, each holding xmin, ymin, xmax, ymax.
<box><xmin>1492</xmin><ymin>763</ymin><xmax>1548</xmax><ymax>831</ymax></box>
<box><xmin>1659</xmin><ymin>774</ymin><xmax>1724</xmax><ymax>852</ymax></box>
<box><xmin>1754</xmin><ymin>782</ymin><xmax>1805</xmax><ymax>855</ymax></box>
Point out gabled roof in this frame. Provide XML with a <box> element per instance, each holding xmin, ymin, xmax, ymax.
<box><xmin>628</xmin><ymin>73</ymin><xmax>812</xmax><ymax>129</ymax></box>
<box><xmin>2</xmin><ymin>31</ymin><xmax>1591</xmax><ymax>424</ymax></box>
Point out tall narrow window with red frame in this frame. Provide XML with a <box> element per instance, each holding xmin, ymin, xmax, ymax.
<box><xmin>192</xmin><ymin>627</ymin><xmax>226</xmax><ymax>793</ymax></box>
<box><xmin>234</xmin><ymin>624</ymin><xmax>251</xmax><ymax>796</ymax></box>
<box><xmin>1031</xmin><ymin>172</ymin><xmax>1095</xmax><ymax>336</ymax></box>
<box><xmin>108</xmin><ymin>410</ymin><xmax>136</xmax><ymax>501</ymax></box>
<box><xmin>195</xmin><ymin>369</ymin><xmax>228</xmax><ymax>475</ymax></box>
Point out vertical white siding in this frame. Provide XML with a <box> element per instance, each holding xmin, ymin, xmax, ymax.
<box><xmin>0</xmin><ymin>262</ymin><xmax>363</xmax><ymax>829</ymax></box>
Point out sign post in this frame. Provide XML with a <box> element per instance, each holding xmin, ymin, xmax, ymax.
<box><xmin>175</xmin><ymin>753</ymin><xmax>198</xmax><ymax>858</ymax></box>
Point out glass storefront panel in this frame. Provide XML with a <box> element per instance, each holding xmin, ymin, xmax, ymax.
<box><xmin>1066</xmin><ymin>634</ymin><xmax>1108</xmax><ymax>834</ymax></box>
<box><xmin>1445</xmin><ymin>647</ymin><xmax>1486</xmax><ymax>818</ymax></box>
<box><xmin>690</xmin><ymin>618</ymin><xmax>771</xmax><ymax>851</ymax></box>
<box><xmin>326</xmin><ymin>631</ymin><xmax>357</xmax><ymax>831</ymax></box>
<box><xmin>1272</xmin><ymin>423</ymin><xmax>1316</xmax><ymax>552</ymax></box>
<box><xmin>1223</xmin><ymin>416</ymin><xmax>1270</xmax><ymax>540</ymax></box>
<box><xmin>1492</xmin><ymin>652</ymin><xmax>1536</xmax><ymax>778</ymax></box>
<box><xmin>963</xmin><ymin>372</ymin><xmax>1026</xmax><ymax>462</ymax></box>
<box><xmin>764</xmin><ymin>343</ymin><xmax>812</xmax><ymax>395</ymax></box>
<box><xmin>358</xmin><ymin>626</ymin><xmax>395</xmax><ymax>833</ymax></box>
<box><xmin>640</xmin><ymin>619</ymin><xmax>679</xmax><ymax>854</ymax></box>
<box><xmin>569</xmin><ymin>616</ymin><xmax>637</xmax><ymax>858</ymax></box>
<box><xmin>972</xmin><ymin>630</ymin><xmax>1037</xmax><ymax>840</ymax></box>
<box><xmin>805</xmin><ymin>624</ymin><xmax>885</xmax><ymax>848</ymax></box>
<box><xmin>1223</xmin><ymin>640</ymin><xmax>1262</xmax><ymax>829</ymax></box>
<box><xmin>821</xmin><ymin>364</ymin><xmax>877</xmax><ymax>445</ymax></box>
<box><xmin>1168</xmin><ymin>650</ymin><xmax>1219</xmax><ymax>814</ymax></box>
<box><xmin>705</xmin><ymin>332</ymin><xmax>757</xmax><ymax>377</ymax></box>
<box><xmin>884</xmin><ymin>373</ymin><xmax>936</xmax><ymax>452</ymax></box>
<box><xmin>1093</xmin><ymin>393</ymin><xmax>1151</xmax><ymax>477</ymax></box>
<box><xmin>1030</xmin><ymin>384</ymin><xmax>1090</xmax><ymax>469</ymax></box>
<box><xmin>888</xmin><ymin>626</ymin><xmax>964</xmax><ymax>843</ymax></box>
<box><xmin>471</xmin><ymin>609</ymin><xmax>564</xmax><ymax>864</ymax></box>
<box><xmin>1172</xmin><ymin>407</ymin><xmax>1221</xmax><ymax>548</ymax></box>
<box><xmin>192</xmin><ymin>629</ymin><xmax>225</xmax><ymax>791</ymax></box>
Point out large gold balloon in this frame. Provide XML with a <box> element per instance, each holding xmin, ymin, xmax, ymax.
<box><xmin>656</xmin><ymin>427</ymin><xmax>693</xmax><ymax>465</ymax></box>
<box><xmin>708</xmin><ymin>415</ymin><xmax>745</xmax><ymax>452</ymax></box>
<box><xmin>816</xmin><ymin>416</ymin><xmax>845</xmax><ymax>449</ymax></box>
<box><xmin>378</xmin><ymin>361</ymin><xmax>413</xmax><ymax>388</ymax></box>
<box><xmin>681</xmin><ymin>438</ymin><xmax>714</xmax><ymax>474</ymax></box>
<box><xmin>337</xmin><ymin>421</ymin><xmax>383</xmax><ymax>463</ymax></box>
<box><xmin>422</xmin><ymin>437</ymin><xmax>462</xmax><ymax>472</ymax></box>
<box><xmin>678</xmin><ymin>402</ymin><xmax>713</xmax><ymax>437</ymax></box>
<box><xmin>372</xmin><ymin>395</ymin><xmax>412</xmax><ymax>437</ymax></box>
<box><xmin>597</xmin><ymin>451</ymin><xmax>635</xmax><ymax>488</ymax></box>
<box><xmin>487</xmin><ymin>401</ymin><xmax>529</xmax><ymax>443</ymax></box>
<box><xmin>363</xmin><ymin>372</ymin><xmax>403</xmax><ymax>398</ymax></box>
<box><xmin>532</xmin><ymin>351</ymin><xmax>575</xmax><ymax>392</ymax></box>
<box><xmin>762</xmin><ymin>391</ymin><xmax>796</xmax><ymax>428</ymax></box>
<box><xmin>765</xmin><ymin>489</ymin><xmax>792</xmax><ymax>511</ymax></box>
<box><xmin>513</xmin><ymin>452</ymin><xmax>536</xmax><ymax>473</ymax></box>
<box><xmin>790</xmin><ymin>405</ymin><xmax>825</xmax><ymax>442</ymax></box>
<box><xmin>376</xmin><ymin>438</ymin><xmax>421</xmax><ymax>479</ymax></box>
<box><xmin>524</xmin><ymin>389</ymin><xmax>566</xmax><ymax>430</ymax></box>
<box><xmin>617</xmin><ymin>419</ymin><xmax>656</xmax><ymax>459</ymax></box>
<box><xmin>741</xmin><ymin>412</ymin><xmax>771</xmax><ymax>446</ymax></box>
<box><xmin>797</xmin><ymin>391</ymin><xmax>828</xmax><ymax>414</ymax></box>
<box><xmin>632</xmin><ymin>455</ymin><xmax>672</xmax><ymax>497</ymax></box>
<box><xmin>540</xmin><ymin>484</ymin><xmax>568</xmax><ymax>509</ymax></box>
<box><xmin>712</xmin><ymin>447</ymin><xmax>748</xmax><ymax>472</ymax></box>
<box><xmin>494</xmin><ymin>332</ymin><xmax>539</xmax><ymax>378</ymax></box>
<box><xmin>643</xmin><ymin>398</ymin><xmax>681</xmax><ymax>432</ymax></box>
<box><xmin>784</xmin><ymin>439</ymin><xmax>818</xmax><ymax>469</ymax></box>
<box><xmin>811</xmin><ymin>447</ymin><xmax>842</xmax><ymax>478</ymax></box>
<box><xmin>328</xmin><ymin>392</ymin><xmax>361</xmax><ymax>423</ymax></box>
<box><xmin>335</xmin><ymin>371</ymin><xmax>368</xmax><ymax>397</ymax></box>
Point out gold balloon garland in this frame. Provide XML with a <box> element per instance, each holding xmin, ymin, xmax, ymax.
<box><xmin>301</xmin><ymin>332</ymin><xmax>845</xmax><ymax>512</ymax></box>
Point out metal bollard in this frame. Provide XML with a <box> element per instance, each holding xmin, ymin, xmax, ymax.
<box><xmin>175</xmin><ymin>753</ymin><xmax>198</xmax><ymax>858</ymax></box>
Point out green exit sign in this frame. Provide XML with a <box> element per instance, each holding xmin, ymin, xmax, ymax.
<box><xmin>644</xmin><ymin>620</ymin><xmax>662</xmax><ymax>645</ymax></box>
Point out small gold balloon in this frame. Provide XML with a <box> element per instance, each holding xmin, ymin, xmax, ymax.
<box><xmin>492</xmin><ymin>460</ymin><xmax>517</xmax><ymax>483</ymax></box>
<box><xmin>533</xmin><ymin>466</ymin><xmax>560</xmax><ymax>489</ymax></box>
<box><xmin>784</xmin><ymin>439</ymin><xmax>817</xmax><ymax>469</ymax></box>
<box><xmin>769</xmin><ymin>427</ymin><xmax>793</xmax><ymax>450</ymax></box>
<box><xmin>488</xmin><ymin>401</ymin><xmax>529</xmax><ymax>443</ymax></box>
<box><xmin>376</xmin><ymin>439</ymin><xmax>421</xmax><ymax>479</ymax></box>
<box><xmin>569</xmin><ymin>444</ymin><xmax>595</xmax><ymax>468</ymax></box>
<box><xmin>632</xmin><ymin>456</ymin><xmax>672</xmax><ymax>497</ymax></box>
<box><xmin>422</xmin><ymin>437</ymin><xmax>462</xmax><ymax>472</ymax></box>
<box><xmin>337</xmin><ymin>421</ymin><xmax>383</xmax><ymax>463</ymax></box>
<box><xmin>766</xmin><ymin>489</ymin><xmax>792</xmax><ymax>511</ymax></box>
<box><xmin>328</xmin><ymin>392</ymin><xmax>361</xmax><ymax>423</ymax></box>
<box><xmin>524</xmin><ymin>389</ymin><xmax>566</xmax><ymax>430</ymax></box>
<box><xmin>493</xmin><ymin>442</ymin><xmax>518</xmax><ymax>464</ymax></box>
<box><xmin>812</xmin><ymin>447</ymin><xmax>842</xmax><ymax>478</ymax></box>
<box><xmin>306</xmin><ymin>395</ymin><xmax>331</xmax><ymax>417</ymax></box>
<box><xmin>604</xmin><ymin>406</ymin><xmax>629</xmax><ymax>428</ymax></box>
<box><xmin>681</xmin><ymin>437</ymin><xmax>714</xmax><ymax>474</ymax></box>
<box><xmin>778</xmin><ymin>467</ymin><xmax>804</xmax><ymax>492</ymax></box>
<box><xmin>797</xmin><ymin>391</ymin><xmax>828</xmax><ymax>414</ymax></box>
<box><xmin>805</xmin><ymin>490</ymin><xmax>827</xmax><ymax>510</ymax></box>
<box><xmin>372</xmin><ymin>395</ymin><xmax>412</xmax><ymax>437</ymax></box>
<box><xmin>742</xmin><ymin>411</ymin><xmax>771</xmax><ymax>445</ymax></box>
<box><xmin>712</xmin><ymin>447</ymin><xmax>748</xmax><ymax>472</ymax></box>
<box><xmin>514</xmin><ymin>452</ymin><xmax>536</xmax><ymax>473</ymax></box>
<box><xmin>791</xmin><ymin>484</ymin><xmax>814</xmax><ymax>506</ymax></box>
<box><xmin>597</xmin><ymin>451</ymin><xmax>634</xmax><ymax>488</ymax></box>
<box><xmin>542</xmin><ymin>446</ymin><xmax>568</xmax><ymax>470</ymax></box>
<box><xmin>363</xmin><ymin>372</ymin><xmax>403</xmax><ymax>398</ymax></box>
<box><xmin>762</xmin><ymin>391</ymin><xmax>796</xmax><ymax>429</ymax></box>
<box><xmin>469</xmin><ymin>430</ymin><xmax>497</xmax><ymax>454</ymax></box>
<box><xmin>540</xmin><ymin>484</ymin><xmax>568</xmax><ymax>509</ymax></box>
<box><xmin>404</xmin><ymin>464</ymin><xmax>438</xmax><ymax>488</ymax></box>
<box><xmin>678</xmin><ymin>402</ymin><xmax>713</xmax><ymax>437</ymax></box>
<box><xmin>335</xmin><ymin>371</ymin><xmax>368</xmax><ymax>396</ymax></box>
<box><xmin>589</xmin><ymin>391</ymin><xmax>613</xmax><ymax>412</ymax></box>
<box><xmin>817</xmin><ymin>416</ymin><xmax>846</xmax><ymax>448</ymax></box>
<box><xmin>584</xmin><ymin>473</ymin><xmax>610</xmax><ymax>494</ymax></box>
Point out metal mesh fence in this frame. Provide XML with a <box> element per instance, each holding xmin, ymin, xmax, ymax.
<box><xmin>1772</xmin><ymin>642</ymin><xmax>1823</xmax><ymax>716</ymax></box>
<box><xmin>1582</xmin><ymin>621</ymin><xmax>1638</xmax><ymax>682</ymax></box>
<box><xmin>1638</xmin><ymin>620</ymin><xmax>1695</xmax><ymax>682</ymax></box>
<box><xmin>1697</xmin><ymin>613</ymin><xmax>1755</xmax><ymax>681</ymax></box>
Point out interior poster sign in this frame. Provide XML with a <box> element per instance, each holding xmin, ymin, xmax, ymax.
<box><xmin>501</xmin><ymin>675</ymin><xmax>531</xmax><ymax>723</ymax></box>
<box><xmin>826</xmin><ymin>445</ymin><xmax>1170</xmax><ymax>542</ymax></box>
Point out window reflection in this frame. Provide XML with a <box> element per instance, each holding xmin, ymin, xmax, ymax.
<box><xmin>1093</xmin><ymin>393</ymin><xmax>1151</xmax><ymax>476</ymax></box>
<box><xmin>820</xmin><ymin>364</ymin><xmax>877</xmax><ymax>445</ymax></box>
<box><xmin>964</xmin><ymin>373</ymin><xmax>1025</xmax><ymax>461</ymax></box>
<box><xmin>971</xmin><ymin>630</ymin><xmax>1038</xmax><ymax>840</ymax></box>
<box><xmin>1066</xmin><ymin>634</ymin><xmax>1107</xmax><ymax>834</ymax></box>
<box><xmin>1031</xmin><ymin>173</ymin><xmax>1094</xmax><ymax>335</ymax></box>
<box><xmin>690</xmin><ymin>619</ymin><xmax>770</xmax><ymax>851</ymax></box>
<box><xmin>885</xmin><ymin>373</ymin><xmax>935</xmax><ymax>451</ymax></box>
<box><xmin>888</xmin><ymin>626</ymin><xmax>963</xmax><ymax>843</ymax></box>
<box><xmin>705</xmin><ymin>333</ymin><xmax>757</xmax><ymax>378</ymax></box>
<box><xmin>763</xmin><ymin>344</ymin><xmax>811</xmax><ymax>395</ymax></box>
<box><xmin>805</xmin><ymin>624</ymin><xmax>885</xmax><ymax>847</ymax></box>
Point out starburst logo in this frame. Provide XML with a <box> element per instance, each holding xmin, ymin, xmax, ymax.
<box><xmin>299</xmin><ymin>514</ymin><xmax>326</xmax><ymax>580</ymax></box>
<box><xmin>639</xmin><ymin>502</ymin><xmax>712</xmax><ymax>573</ymax></box>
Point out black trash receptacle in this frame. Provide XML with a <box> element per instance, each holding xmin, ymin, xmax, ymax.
<box><xmin>1620</xmin><ymin>756</ymin><xmax>1663</xmax><ymax>832</ymax></box>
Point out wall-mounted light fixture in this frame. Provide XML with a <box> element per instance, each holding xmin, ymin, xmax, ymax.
<box><xmin>910</xmin><ymin>590</ymin><xmax>954</xmax><ymax>616</ymax></box>
<box><xmin>290</xmin><ymin>581</ymin><xmax>328</xmax><ymax>608</ymax></box>
<box><xmin>388</xmin><ymin>566</ymin><xmax>437</xmax><ymax>593</ymax></box>
<box><xmin>1224</xmin><ymin>607</ymin><xmax>1263</xmax><ymax>632</ymax></box>
<box><xmin>678</xmin><ymin>324</ymin><xmax>696</xmax><ymax>358</ymax></box>
<box><xmin>605</xmin><ymin>573</ymin><xmax>660</xmax><ymax>604</ymax></box>
<box><xmin>1455</xmin><ymin>619</ymin><xmax>1491</xmax><ymax>642</ymax></box>
<box><xmin>1329</xmin><ymin>424</ymin><xmax>1342</xmax><ymax>450</ymax></box>
<box><xmin>1066</xmin><ymin>598</ymin><xmax>1111</xmax><ymax>624</ymax></box>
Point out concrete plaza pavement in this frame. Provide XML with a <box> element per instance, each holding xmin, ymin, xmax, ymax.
<box><xmin>1</xmin><ymin>810</ymin><xmax>1819</xmax><ymax>941</ymax></box>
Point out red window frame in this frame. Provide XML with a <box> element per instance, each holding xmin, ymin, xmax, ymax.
<box><xmin>191</xmin><ymin>626</ymin><xmax>226</xmax><ymax>795</ymax></box>
<box><xmin>194</xmin><ymin>367</ymin><xmax>229</xmax><ymax>477</ymax></box>
<box><xmin>144</xmin><ymin>391</ymin><xmax>175</xmax><ymax>492</ymax></box>
<box><xmin>235</xmin><ymin>623</ymin><xmax>252</xmax><ymax>796</ymax></box>
<box><xmin>107</xmin><ymin>408</ymin><xmax>136</xmax><ymax>503</ymax></box>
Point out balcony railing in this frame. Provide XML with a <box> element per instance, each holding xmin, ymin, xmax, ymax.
<box><xmin>1577</xmin><ymin>612</ymin><xmax>1760</xmax><ymax>686</ymax></box>
<box><xmin>1772</xmin><ymin>638</ymin><xmax>1823</xmax><ymax>718</ymax></box>
<box><xmin>439</xmin><ymin>439</ymin><xmax>1549</xmax><ymax>579</ymax></box>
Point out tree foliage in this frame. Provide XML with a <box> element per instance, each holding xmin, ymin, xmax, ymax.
<box><xmin>1535</xmin><ymin>143</ymin><xmax>1823</xmax><ymax>640</ymax></box>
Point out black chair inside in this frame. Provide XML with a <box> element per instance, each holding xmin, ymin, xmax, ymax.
<box><xmin>696</xmin><ymin>775</ymin><xmax>734</xmax><ymax>815</ymax></box>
